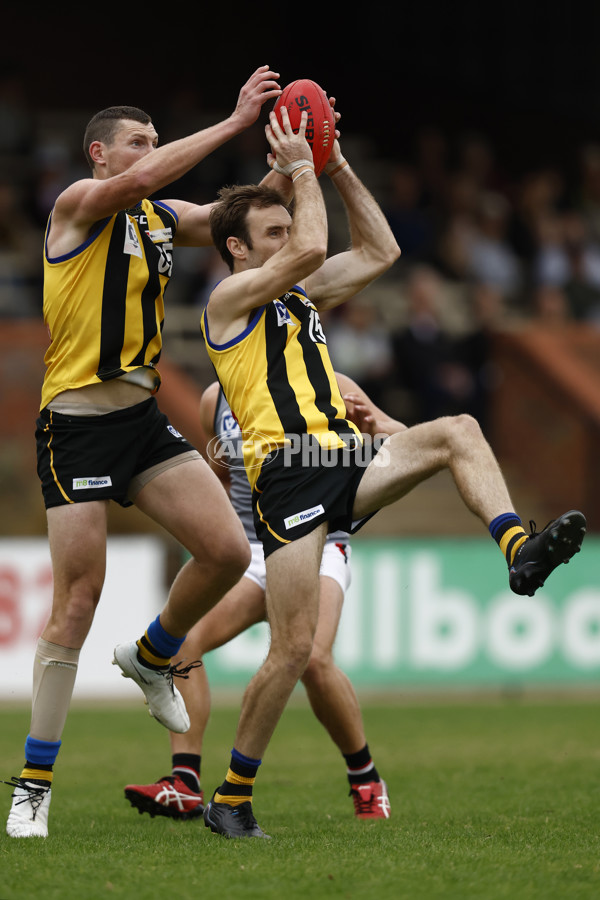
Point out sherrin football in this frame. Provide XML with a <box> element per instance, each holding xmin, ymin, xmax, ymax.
<box><xmin>273</xmin><ymin>79</ymin><xmax>335</xmax><ymax>177</ymax></box>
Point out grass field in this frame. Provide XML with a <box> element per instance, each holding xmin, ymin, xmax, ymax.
<box><xmin>1</xmin><ymin>694</ymin><xmax>599</xmax><ymax>900</ymax></box>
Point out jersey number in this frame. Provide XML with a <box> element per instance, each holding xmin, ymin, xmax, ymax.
<box><xmin>158</xmin><ymin>242</ymin><xmax>173</xmax><ymax>277</ymax></box>
<box><xmin>308</xmin><ymin>309</ymin><xmax>327</xmax><ymax>344</ymax></box>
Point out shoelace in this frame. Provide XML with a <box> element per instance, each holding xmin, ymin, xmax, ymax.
<box><xmin>170</xmin><ymin>659</ymin><xmax>203</xmax><ymax>679</ymax></box>
<box><xmin>349</xmin><ymin>786</ymin><xmax>375</xmax><ymax>814</ymax></box>
<box><xmin>528</xmin><ymin>519</ymin><xmax>557</xmax><ymax>537</ymax></box>
<box><xmin>3</xmin><ymin>776</ymin><xmax>49</xmax><ymax>818</ymax></box>
<box><xmin>514</xmin><ymin>521</ymin><xmax>541</xmax><ymax>560</ymax></box>
<box><xmin>161</xmin><ymin>659</ymin><xmax>203</xmax><ymax>693</ymax></box>
<box><xmin>230</xmin><ymin>802</ymin><xmax>259</xmax><ymax>828</ymax></box>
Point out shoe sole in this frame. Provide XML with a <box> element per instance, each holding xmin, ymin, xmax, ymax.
<box><xmin>509</xmin><ymin>510</ymin><xmax>586</xmax><ymax>596</ymax></box>
<box><xmin>6</xmin><ymin>824</ymin><xmax>48</xmax><ymax>838</ymax></box>
<box><xmin>125</xmin><ymin>789</ymin><xmax>204</xmax><ymax>820</ymax></box>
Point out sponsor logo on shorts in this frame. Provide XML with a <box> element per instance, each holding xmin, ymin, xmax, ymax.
<box><xmin>284</xmin><ymin>504</ymin><xmax>325</xmax><ymax>530</ymax></box>
<box><xmin>72</xmin><ymin>476</ymin><xmax>112</xmax><ymax>490</ymax></box>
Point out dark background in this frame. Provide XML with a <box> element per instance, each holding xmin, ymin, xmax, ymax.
<box><xmin>5</xmin><ymin>6</ymin><xmax>600</xmax><ymax>183</ymax></box>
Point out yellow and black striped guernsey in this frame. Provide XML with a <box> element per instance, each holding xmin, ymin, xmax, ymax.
<box><xmin>41</xmin><ymin>199</ymin><xmax>177</xmax><ymax>410</ymax></box>
<box><xmin>201</xmin><ymin>286</ymin><xmax>361</xmax><ymax>489</ymax></box>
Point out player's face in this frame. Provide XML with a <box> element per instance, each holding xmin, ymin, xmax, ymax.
<box><xmin>244</xmin><ymin>204</ymin><xmax>292</xmax><ymax>267</ymax></box>
<box><xmin>102</xmin><ymin>119</ymin><xmax>159</xmax><ymax>177</ymax></box>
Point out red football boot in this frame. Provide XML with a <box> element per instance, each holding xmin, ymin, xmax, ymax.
<box><xmin>350</xmin><ymin>780</ymin><xmax>391</xmax><ymax>819</ymax></box>
<box><xmin>125</xmin><ymin>775</ymin><xmax>204</xmax><ymax>820</ymax></box>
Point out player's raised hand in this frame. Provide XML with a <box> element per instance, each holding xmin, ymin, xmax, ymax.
<box><xmin>231</xmin><ymin>65</ymin><xmax>282</xmax><ymax>129</ymax></box>
<box><xmin>266</xmin><ymin>106</ymin><xmax>313</xmax><ymax>179</ymax></box>
<box><xmin>328</xmin><ymin>95</ymin><xmax>342</xmax><ymax>138</ymax></box>
<box><xmin>325</xmin><ymin>95</ymin><xmax>344</xmax><ymax>168</ymax></box>
<box><xmin>343</xmin><ymin>393</ymin><xmax>378</xmax><ymax>436</ymax></box>
<box><xmin>343</xmin><ymin>392</ymin><xmax>407</xmax><ymax>438</ymax></box>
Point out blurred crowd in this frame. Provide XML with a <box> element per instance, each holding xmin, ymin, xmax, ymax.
<box><xmin>3</xmin><ymin>72</ymin><xmax>600</xmax><ymax>429</ymax></box>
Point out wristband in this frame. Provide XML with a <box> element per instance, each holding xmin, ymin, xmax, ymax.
<box><xmin>271</xmin><ymin>157</ymin><xmax>315</xmax><ymax>179</ymax></box>
<box><xmin>291</xmin><ymin>165</ymin><xmax>315</xmax><ymax>182</ymax></box>
<box><xmin>325</xmin><ymin>157</ymin><xmax>349</xmax><ymax>177</ymax></box>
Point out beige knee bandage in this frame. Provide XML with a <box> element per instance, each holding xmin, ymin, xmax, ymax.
<box><xmin>30</xmin><ymin>638</ymin><xmax>80</xmax><ymax>743</ymax></box>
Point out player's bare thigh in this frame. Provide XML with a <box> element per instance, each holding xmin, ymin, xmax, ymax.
<box><xmin>352</xmin><ymin>417</ymin><xmax>464</xmax><ymax>519</ymax></box>
<box><xmin>44</xmin><ymin>500</ymin><xmax>109</xmax><ymax>644</ymax></box>
<box><xmin>133</xmin><ymin>456</ymin><xmax>248</xmax><ymax>560</ymax></box>
<box><xmin>264</xmin><ymin>524</ymin><xmax>327</xmax><ymax>649</ymax></box>
<box><xmin>46</xmin><ymin>500</ymin><xmax>108</xmax><ymax>586</ymax></box>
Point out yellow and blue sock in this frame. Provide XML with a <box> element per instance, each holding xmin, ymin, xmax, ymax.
<box><xmin>136</xmin><ymin>614</ymin><xmax>185</xmax><ymax>670</ymax></box>
<box><xmin>21</xmin><ymin>736</ymin><xmax>61</xmax><ymax>787</ymax></box>
<box><xmin>489</xmin><ymin>513</ymin><xmax>528</xmax><ymax>566</ymax></box>
<box><xmin>214</xmin><ymin>748</ymin><xmax>261</xmax><ymax>807</ymax></box>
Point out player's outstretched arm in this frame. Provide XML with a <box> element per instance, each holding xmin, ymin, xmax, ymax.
<box><xmin>173</xmin><ymin>73</ymin><xmax>342</xmax><ymax>247</ymax></box>
<box><xmin>54</xmin><ymin>66</ymin><xmax>282</xmax><ymax>250</ymax></box>
<box><xmin>305</xmin><ymin>132</ymin><xmax>401</xmax><ymax>311</ymax></box>
<box><xmin>206</xmin><ymin>107</ymin><xmax>327</xmax><ymax>343</ymax></box>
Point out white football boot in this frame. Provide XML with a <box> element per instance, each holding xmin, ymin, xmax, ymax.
<box><xmin>112</xmin><ymin>641</ymin><xmax>190</xmax><ymax>733</ymax></box>
<box><xmin>6</xmin><ymin>778</ymin><xmax>51</xmax><ymax>838</ymax></box>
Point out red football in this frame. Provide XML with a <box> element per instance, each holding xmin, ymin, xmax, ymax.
<box><xmin>273</xmin><ymin>79</ymin><xmax>335</xmax><ymax>177</ymax></box>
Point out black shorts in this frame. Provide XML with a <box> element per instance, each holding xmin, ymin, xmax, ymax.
<box><xmin>252</xmin><ymin>436</ymin><xmax>381</xmax><ymax>559</ymax></box>
<box><xmin>36</xmin><ymin>397</ymin><xmax>199</xmax><ymax>509</ymax></box>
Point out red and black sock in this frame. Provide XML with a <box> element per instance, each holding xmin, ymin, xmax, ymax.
<box><xmin>171</xmin><ymin>753</ymin><xmax>201</xmax><ymax>792</ymax></box>
<box><xmin>344</xmin><ymin>744</ymin><xmax>380</xmax><ymax>786</ymax></box>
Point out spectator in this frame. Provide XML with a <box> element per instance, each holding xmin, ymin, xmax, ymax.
<box><xmin>429</xmin><ymin>169</ymin><xmax>480</xmax><ymax>281</ymax></box>
<box><xmin>560</xmin><ymin>210</ymin><xmax>600</xmax><ymax>321</ymax></box>
<box><xmin>509</xmin><ymin>167</ymin><xmax>567</xmax><ymax>264</ymax></box>
<box><xmin>326</xmin><ymin>297</ymin><xmax>395</xmax><ymax>409</ymax></box>
<box><xmin>457</xmin><ymin>283</ymin><xmax>507</xmax><ymax>434</ymax></box>
<box><xmin>465</xmin><ymin>190</ymin><xmax>523</xmax><ymax>302</ymax></box>
<box><xmin>531</xmin><ymin>284</ymin><xmax>573</xmax><ymax>327</ymax></box>
<box><xmin>532</xmin><ymin>208</ymin><xmax>600</xmax><ymax>321</ymax></box>
<box><xmin>455</xmin><ymin>130</ymin><xmax>509</xmax><ymax>198</ymax></box>
<box><xmin>383</xmin><ymin>161</ymin><xmax>434</xmax><ymax>261</ymax></box>
<box><xmin>577</xmin><ymin>142</ymin><xmax>600</xmax><ymax>245</ymax></box>
<box><xmin>0</xmin><ymin>181</ymin><xmax>43</xmax><ymax>317</ymax></box>
<box><xmin>392</xmin><ymin>265</ymin><xmax>478</xmax><ymax>425</ymax></box>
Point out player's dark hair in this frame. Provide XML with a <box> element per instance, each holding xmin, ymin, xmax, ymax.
<box><xmin>83</xmin><ymin>106</ymin><xmax>152</xmax><ymax>172</ymax></box>
<box><xmin>209</xmin><ymin>184</ymin><xmax>291</xmax><ymax>271</ymax></box>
